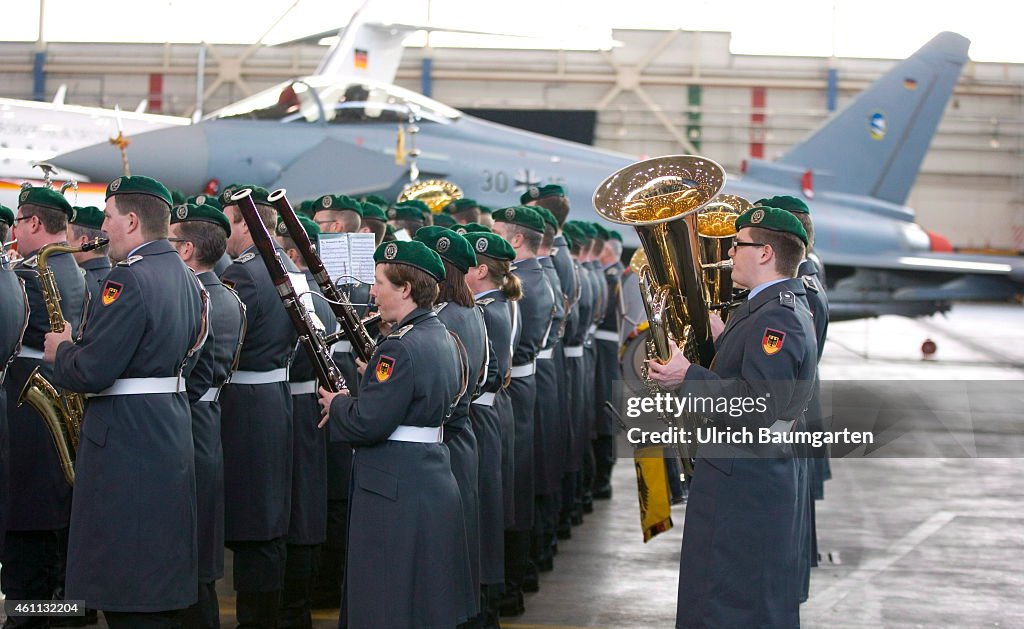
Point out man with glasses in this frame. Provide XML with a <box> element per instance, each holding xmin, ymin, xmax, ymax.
<box><xmin>648</xmin><ymin>206</ymin><xmax>817</xmax><ymax>629</ymax></box>
<box><xmin>3</xmin><ymin>188</ymin><xmax>86</xmax><ymax>627</ymax></box>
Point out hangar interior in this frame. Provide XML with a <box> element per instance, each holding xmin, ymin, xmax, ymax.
<box><xmin>1</xmin><ymin>28</ymin><xmax>1022</xmax><ymax>249</ymax></box>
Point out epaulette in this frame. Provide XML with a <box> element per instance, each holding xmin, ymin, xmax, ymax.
<box><xmin>802</xmin><ymin>275</ymin><xmax>820</xmax><ymax>294</ymax></box>
<box><xmin>388</xmin><ymin>324</ymin><xmax>414</xmax><ymax>339</ymax></box>
<box><xmin>779</xmin><ymin>291</ymin><xmax>796</xmax><ymax>309</ymax></box>
<box><xmin>605</xmin><ymin>266</ymin><xmax>619</xmax><ymax>277</ymax></box>
<box><xmin>236</xmin><ymin>252</ymin><xmax>257</xmax><ymax>264</ymax></box>
<box><xmin>476</xmin><ymin>297</ymin><xmax>496</xmax><ymax>306</ymax></box>
<box><xmin>20</xmin><ymin>255</ymin><xmax>38</xmax><ymax>269</ymax></box>
<box><xmin>433</xmin><ymin>301</ymin><xmax>449</xmax><ymax>314</ymax></box>
<box><xmin>117</xmin><ymin>255</ymin><xmax>143</xmax><ymax>267</ymax></box>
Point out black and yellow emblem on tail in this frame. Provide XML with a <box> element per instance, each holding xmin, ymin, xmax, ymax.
<box><xmin>762</xmin><ymin>328</ymin><xmax>785</xmax><ymax>355</ymax></box>
<box><xmin>101</xmin><ymin>281</ymin><xmax>123</xmax><ymax>306</ymax></box>
<box><xmin>375</xmin><ymin>355</ymin><xmax>395</xmax><ymax>383</ymax></box>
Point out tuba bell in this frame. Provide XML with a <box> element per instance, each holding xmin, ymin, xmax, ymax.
<box><xmin>397</xmin><ymin>179</ymin><xmax>463</xmax><ymax>215</ymax></box>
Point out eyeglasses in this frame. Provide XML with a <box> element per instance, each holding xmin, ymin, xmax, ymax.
<box><xmin>729</xmin><ymin>240</ymin><xmax>767</xmax><ymax>253</ymax></box>
<box><xmin>313</xmin><ymin>219</ymin><xmax>336</xmax><ymax>226</ymax></box>
<box><xmin>13</xmin><ymin>216</ymin><xmax>32</xmax><ymax>224</ymax></box>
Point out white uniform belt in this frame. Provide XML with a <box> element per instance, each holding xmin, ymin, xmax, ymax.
<box><xmin>198</xmin><ymin>387</ymin><xmax>219</xmax><ymax>403</ymax></box>
<box><xmin>231</xmin><ymin>368</ymin><xmax>289</xmax><ymax>385</ymax></box>
<box><xmin>92</xmin><ymin>377</ymin><xmax>182</xmax><ymax>397</ymax></box>
<box><xmin>473</xmin><ymin>391</ymin><xmax>496</xmax><ymax>407</ymax></box>
<box><xmin>594</xmin><ymin>330</ymin><xmax>619</xmax><ymax>342</ymax></box>
<box><xmin>563</xmin><ymin>345</ymin><xmax>584</xmax><ymax>358</ymax></box>
<box><xmin>510</xmin><ymin>362</ymin><xmax>536</xmax><ymax>378</ymax></box>
<box><xmin>332</xmin><ymin>340</ymin><xmax>352</xmax><ymax>355</ymax></box>
<box><xmin>769</xmin><ymin>419</ymin><xmax>796</xmax><ymax>434</ymax></box>
<box><xmin>388</xmin><ymin>425</ymin><xmax>443</xmax><ymax>443</ymax></box>
<box><xmin>17</xmin><ymin>346</ymin><xmax>44</xmax><ymax>359</ymax></box>
<box><xmin>290</xmin><ymin>380</ymin><xmax>316</xmax><ymax>396</ymax></box>
<box><xmin>536</xmin><ymin>348</ymin><xmax>554</xmax><ymax>360</ymax></box>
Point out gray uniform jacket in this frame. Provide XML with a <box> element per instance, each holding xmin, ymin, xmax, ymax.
<box><xmin>0</xmin><ymin>264</ymin><xmax>28</xmax><ymax>555</ymax></box>
<box><xmin>79</xmin><ymin>256</ymin><xmax>112</xmax><ymax>306</ymax></box>
<box><xmin>328</xmin><ymin>308</ymin><xmax>475</xmax><ymax>628</ymax></box>
<box><xmin>674</xmin><ymin>278</ymin><xmax>816</xmax><ymax>629</ymax></box>
<box><xmin>507</xmin><ymin>256</ymin><xmax>554</xmax><ymax>531</ymax></box>
<box><xmin>5</xmin><ymin>248</ymin><xmax>85</xmax><ymax>531</ymax></box>
<box><xmin>218</xmin><ymin>244</ymin><xmax>299</xmax><ymax>541</ymax></box>
<box><xmin>53</xmin><ymin>239</ymin><xmax>205</xmax><ymax>612</ymax></box>
<box><xmin>535</xmin><ymin>256</ymin><xmax>564</xmax><ymax>495</ymax></box>
<box><xmin>594</xmin><ymin>261</ymin><xmax>624</xmax><ymax>436</ymax></box>
<box><xmin>187</xmin><ymin>271</ymin><xmax>245</xmax><ymax>582</ymax></box>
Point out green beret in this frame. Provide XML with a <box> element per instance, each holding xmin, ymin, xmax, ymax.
<box><xmin>374</xmin><ymin>240</ymin><xmax>445</xmax><ymax>282</ymax></box>
<box><xmin>171</xmin><ymin>189</ymin><xmax>187</xmax><ymax>205</ymax></box>
<box><xmin>735</xmin><ymin>206</ymin><xmax>808</xmax><ymax>245</ymax></box>
<box><xmin>562</xmin><ymin>222</ymin><xmax>585</xmax><ymax>249</ymax></box>
<box><xmin>492</xmin><ymin>206</ymin><xmax>545</xmax><ymax>234</ymax></box>
<box><xmin>755</xmin><ymin>195</ymin><xmax>810</xmax><ymax>215</ymax></box>
<box><xmin>567</xmin><ymin>220</ymin><xmax>595</xmax><ymax>239</ymax></box>
<box><xmin>609</xmin><ymin>230</ymin><xmax>623</xmax><ymax>242</ymax></box>
<box><xmin>315</xmin><ymin>194</ymin><xmax>362</xmax><ymax>215</ymax></box>
<box><xmin>388</xmin><ymin>203</ymin><xmax>426</xmax><ymax>223</ymax></box>
<box><xmin>362</xmin><ymin>194</ymin><xmax>391</xmax><ymax>208</ymax></box>
<box><xmin>187</xmin><ymin>194</ymin><xmax>223</xmax><ymax>211</ymax></box>
<box><xmin>19</xmin><ymin>187</ymin><xmax>73</xmax><ymax>218</ymax></box>
<box><xmin>532</xmin><ymin>206</ymin><xmax>558</xmax><ymax>231</ymax></box>
<box><xmin>171</xmin><ymin>203</ymin><xmax>231</xmax><ymax>236</ymax></box>
<box><xmin>0</xmin><ymin>204</ymin><xmax>14</xmax><ymax>227</ymax></box>
<box><xmin>478</xmin><ymin>204</ymin><xmax>493</xmax><ymax>215</ymax></box>
<box><xmin>463</xmin><ymin>232</ymin><xmax>515</xmax><ymax>262</ymax></box>
<box><xmin>399</xmin><ymin>199</ymin><xmax>431</xmax><ymax>218</ymax></box>
<box><xmin>591</xmin><ymin>222</ymin><xmax>611</xmax><ymax>241</ymax></box>
<box><xmin>414</xmin><ymin>226</ymin><xmax>477</xmax><ymax>273</ymax></box>
<box><xmin>105</xmin><ymin>176</ymin><xmax>172</xmax><ymax>208</ymax></box>
<box><xmin>520</xmin><ymin>183</ymin><xmax>566</xmax><ymax>205</ymax></box>
<box><xmin>452</xmin><ymin>223</ymin><xmax>492</xmax><ymax>235</ymax></box>
<box><xmin>433</xmin><ymin>213</ymin><xmax>457</xmax><ymax>227</ymax></box>
<box><xmin>275</xmin><ymin>213</ymin><xmax>320</xmax><ymax>242</ymax></box>
<box><xmin>445</xmin><ymin>198</ymin><xmax>479</xmax><ymax>215</ymax></box>
<box><xmin>360</xmin><ymin>201</ymin><xmax>387</xmax><ymax>222</ymax></box>
<box><xmin>221</xmin><ymin>184</ymin><xmax>270</xmax><ymax>207</ymax></box>
<box><xmin>298</xmin><ymin>200</ymin><xmax>316</xmax><ymax>219</ymax></box>
<box><xmin>70</xmin><ymin>206</ymin><xmax>105</xmax><ymax>230</ymax></box>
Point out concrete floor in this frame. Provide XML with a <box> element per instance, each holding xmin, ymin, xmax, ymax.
<box><xmin>4</xmin><ymin>303</ymin><xmax>1023</xmax><ymax>627</ymax></box>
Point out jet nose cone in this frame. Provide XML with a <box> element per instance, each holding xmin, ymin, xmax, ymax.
<box><xmin>52</xmin><ymin>124</ymin><xmax>210</xmax><ymax>191</ymax></box>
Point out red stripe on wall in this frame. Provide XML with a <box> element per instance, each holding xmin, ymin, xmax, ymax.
<box><xmin>148</xmin><ymin>73</ymin><xmax>163</xmax><ymax>113</ymax></box>
<box><xmin>750</xmin><ymin>86</ymin><xmax>766</xmax><ymax>159</ymax></box>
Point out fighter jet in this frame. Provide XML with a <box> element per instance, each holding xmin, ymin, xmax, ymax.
<box><xmin>52</xmin><ymin>31</ymin><xmax>1024</xmax><ymax>319</ymax></box>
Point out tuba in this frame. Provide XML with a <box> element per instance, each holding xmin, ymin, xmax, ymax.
<box><xmin>397</xmin><ymin>179</ymin><xmax>462</xmax><ymax>214</ymax></box>
<box><xmin>595</xmin><ymin>155</ymin><xmax>740</xmax><ymax>472</ymax></box>
<box><xmin>17</xmin><ymin>238</ymin><xmax>108</xmax><ymax>486</ymax></box>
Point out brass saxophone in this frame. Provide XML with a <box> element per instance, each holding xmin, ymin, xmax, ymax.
<box><xmin>17</xmin><ymin>238</ymin><xmax>108</xmax><ymax>486</ymax></box>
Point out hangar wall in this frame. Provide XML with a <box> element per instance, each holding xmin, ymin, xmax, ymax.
<box><xmin>0</xmin><ymin>29</ymin><xmax>1021</xmax><ymax>248</ymax></box>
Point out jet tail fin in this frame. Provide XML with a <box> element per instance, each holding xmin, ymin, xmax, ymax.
<box><xmin>778</xmin><ymin>32</ymin><xmax>969</xmax><ymax>206</ymax></box>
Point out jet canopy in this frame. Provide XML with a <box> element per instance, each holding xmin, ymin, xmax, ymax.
<box><xmin>205</xmin><ymin>76</ymin><xmax>462</xmax><ymax>125</ymax></box>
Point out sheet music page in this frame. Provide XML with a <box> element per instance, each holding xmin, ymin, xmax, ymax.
<box><xmin>318</xmin><ymin>233</ymin><xmax>377</xmax><ymax>285</ymax></box>
<box><xmin>347</xmin><ymin>233</ymin><xmax>377</xmax><ymax>284</ymax></box>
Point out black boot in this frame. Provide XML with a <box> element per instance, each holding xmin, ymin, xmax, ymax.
<box><xmin>235</xmin><ymin>590</ymin><xmax>281</xmax><ymax>629</ymax></box>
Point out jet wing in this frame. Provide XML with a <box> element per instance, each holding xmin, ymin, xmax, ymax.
<box><xmin>271</xmin><ymin>136</ymin><xmax>407</xmax><ymax>198</ymax></box>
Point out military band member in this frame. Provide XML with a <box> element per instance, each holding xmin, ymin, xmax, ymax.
<box><xmin>490</xmin><ymin>206</ymin><xmax>554</xmax><ymax>617</ymax></box>
<box><xmin>415</xmin><ymin>226</ymin><xmax>488</xmax><ymax>621</ymax></box>
<box><xmin>445</xmin><ymin>198</ymin><xmax>483</xmax><ymax>225</ymax></box>
<box><xmin>648</xmin><ymin>207</ymin><xmax>817</xmax><ymax>629</ymax></box>
<box><xmin>269</xmin><ymin>212</ymin><xmax>336</xmax><ymax>627</ymax></box>
<box><xmin>0</xmin><ymin>215</ymin><xmax>29</xmax><ymax>557</ymax></box>
<box><xmin>308</xmin><ymin>194</ymin><xmax>362</xmax><ymax>610</ymax></box>
<box><xmin>464</xmin><ymin>231</ymin><xmax>521</xmax><ymax>627</ymax></box>
<box><xmin>528</xmin><ymin>206</ymin><xmax>564</xmax><ymax>580</ymax></box>
<box><xmin>218</xmin><ymin>185</ymin><xmax>300</xmax><ymax>627</ymax></box>
<box><xmin>44</xmin><ymin>176</ymin><xmax>206</xmax><ymax>627</ymax></box>
<box><xmin>4</xmin><ymin>187</ymin><xmax>87</xmax><ymax>625</ymax></box>
<box><xmin>317</xmin><ymin>240</ymin><xmax>474</xmax><ymax>629</ymax></box>
<box><xmin>170</xmin><ymin>202</ymin><xmax>246</xmax><ymax>629</ymax></box>
<box><xmin>386</xmin><ymin>202</ymin><xmax>427</xmax><ymax>238</ymax></box>
<box><xmin>66</xmin><ymin>205</ymin><xmax>112</xmax><ymax>304</ymax></box>
<box><xmin>357</xmin><ymin>201</ymin><xmax>389</xmax><ymax>246</ymax></box>
<box><xmin>592</xmin><ymin>226</ymin><xmax>624</xmax><ymax>500</ymax></box>
<box><xmin>758</xmin><ymin>194</ymin><xmax>831</xmax><ymax>603</ymax></box>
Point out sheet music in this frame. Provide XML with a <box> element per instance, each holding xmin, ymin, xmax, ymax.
<box><xmin>318</xmin><ymin>232</ymin><xmax>377</xmax><ymax>285</ymax></box>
